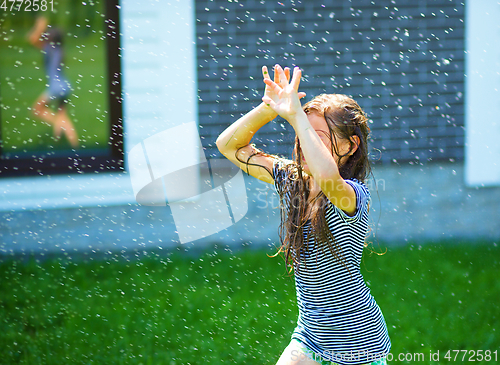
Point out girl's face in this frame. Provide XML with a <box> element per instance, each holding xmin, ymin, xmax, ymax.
<box><xmin>299</xmin><ymin>112</ymin><xmax>355</xmax><ymax>174</ymax></box>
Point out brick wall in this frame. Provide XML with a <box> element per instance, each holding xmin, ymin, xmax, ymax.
<box><xmin>195</xmin><ymin>0</ymin><xmax>465</xmax><ymax>164</ymax></box>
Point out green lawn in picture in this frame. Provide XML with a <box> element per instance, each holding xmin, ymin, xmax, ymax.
<box><xmin>0</xmin><ymin>241</ymin><xmax>498</xmax><ymax>364</ymax></box>
<box><xmin>0</xmin><ymin>2</ymin><xmax>110</xmax><ymax>155</ymax></box>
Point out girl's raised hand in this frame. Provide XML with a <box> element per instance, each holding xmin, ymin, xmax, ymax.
<box><xmin>261</xmin><ymin>64</ymin><xmax>288</xmax><ymax>116</ymax></box>
<box><xmin>261</xmin><ymin>64</ymin><xmax>306</xmax><ymax>123</ymax></box>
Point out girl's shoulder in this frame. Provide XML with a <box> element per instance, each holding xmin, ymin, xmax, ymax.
<box><xmin>345</xmin><ymin>178</ymin><xmax>371</xmax><ymax>211</ymax></box>
<box><xmin>325</xmin><ymin>178</ymin><xmax>371</xmax><ymax>223</ymax></box>
<box><xmin>346</xmin><ymin>178</ymin><xmax>370</xmax><ymax>198</ymax></box>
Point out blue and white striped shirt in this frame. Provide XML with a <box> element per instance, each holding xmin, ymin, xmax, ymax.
<box><xmin>273</xmin><ymin>160</ymin><xmax>391</xmax><ymax>365</ymax></box>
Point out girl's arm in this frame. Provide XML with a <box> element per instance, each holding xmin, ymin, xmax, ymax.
<box><xmin>27</xmin><ymin>16</ymin><xmax>48</xmax><ymax>49</ymax></box>
<box><xmin>216</xmin><ymin>66</ymin><xmax>305</xmax><ymax>184</ymax></box>
<box><xmin>262</xmin><ymin>65</ymin><xmax>357</xmax><ymax>215</ymax></box>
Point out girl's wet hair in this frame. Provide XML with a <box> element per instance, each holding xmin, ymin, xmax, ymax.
<box><xmin>279</xmin><ymin>93</ymin><xmax>372</xmax><ymax>271</ymax></box>
<box><xmin>301</xmin><ymin>93</ymin><xmax>371</xmax><ymax>182</ymax></box>
<box><xmin>236</xmin><ymin>93</ymin><xmax>372</xmax><ymax>272</ymax></box>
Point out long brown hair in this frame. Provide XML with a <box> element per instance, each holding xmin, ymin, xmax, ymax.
<box><xmin>277</xmin><ymin>94</ymin><xmax>372</xmax><ymax>271</ymax></box>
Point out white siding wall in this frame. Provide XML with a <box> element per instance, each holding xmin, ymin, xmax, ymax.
<box><xmin>465</xmin><ymin>0</ymin><xmax>500</xmax><ymax>186</ymax></box>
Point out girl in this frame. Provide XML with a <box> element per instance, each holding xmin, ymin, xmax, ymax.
<box><xmin>216</xmin><ymin>65</ymin><xmax>391</xmax><ymax>365</ymax></box>
<box><xmin>28</xmin><ymin>16</ymin><xmax>79</xmax><ymax>148</ymax></box>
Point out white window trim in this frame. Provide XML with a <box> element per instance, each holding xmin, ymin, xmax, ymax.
<box><xmin>465</xmin><ymin>0</ymin><xmax>500</xmax><ymax>187</ymax></box>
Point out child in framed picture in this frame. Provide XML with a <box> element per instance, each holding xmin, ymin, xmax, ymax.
<box><xmin>28</xmin><ymin>15</ymin><xmax>79</xmax><ymax>148</ymax></box>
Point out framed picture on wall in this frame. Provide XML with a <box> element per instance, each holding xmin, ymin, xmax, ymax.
<box><xmin>0</xmin><ymin>0</ymin><xmax>123</xmax><ymax>177</ymax></box>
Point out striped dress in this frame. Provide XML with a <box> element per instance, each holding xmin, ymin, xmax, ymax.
<box><xmin>273</xmin><ymin>160</ymin><xmax>391</xmax><ymax>365</ymax></box>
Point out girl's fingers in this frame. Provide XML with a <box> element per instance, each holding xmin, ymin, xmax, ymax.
<box><xmin>262</xmin><ymin>65</ymin><xmax>271</xmax><ymax>81</ymax></box>
<box><xmin>273</xmin><ymin>64</ymin><xmax>287</xmax><ymax>87</ymax></box>
<box><xmin>284</xmin><ymin>67</ymin><xmax>290</xmax><ymax>82</ymax></box>
<box><xmin>263</xmin><ymin>64</ymin><xmax>304</xmax><ymax>97</ymax></box>
<box><xmin>273</xmin><ymin>65</ymin><xmax>281</xmax><ymax>85</ymax></box>
<box><xmin>263</xmin><ymin>78</ymin><xmax>274</xmax><ymax>87</ymax></box>
<box><xmin>273</xmin><ymin>65</ymin><xmax>289</xmax><ymax>87</ymax></box>
<box><xmin>263</xmin><ymin>78</ymin><xmax>281</xmax><ymax>91</ymax></box>
<box><xmin>263</xmin><ymin>68</ymin><xmax>281</xmax><ymax>93</ymax></box>
<box><xmin>290</xmin><ymin>67</ymin><xmax>302</xmax><ymax>91</ymax></box>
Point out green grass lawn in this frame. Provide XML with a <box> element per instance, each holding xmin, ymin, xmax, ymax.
<box><xmin>0</xmin><ymin>241</ymin><xmax>498</xmax><ymax>364</ymax></box>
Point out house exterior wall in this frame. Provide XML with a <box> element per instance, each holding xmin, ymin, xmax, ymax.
<box><xmin>2</xmin><ymin>1</ymin><xmax>500</xmax><ymax>256</ymax></box>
